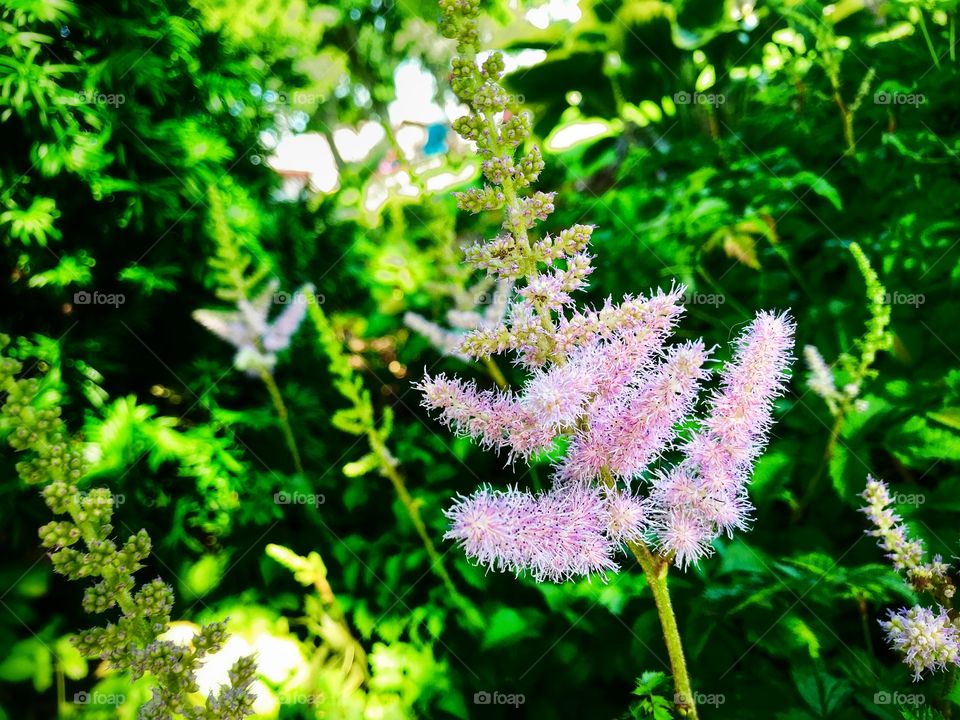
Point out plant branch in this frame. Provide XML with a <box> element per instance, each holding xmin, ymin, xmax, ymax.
<box><xmin>259</xmin><ymin>368</ymin><xmax>304</xmax><ymax>475</ymax></box>
<box><xmin>366</xmin><ymin>429</ymin><xmax>482</xmax><ymax>628</ymax></box>
<box><xmin>629</xmin><ymin>541</ymin><xmax>699</xmax><ymax>719</ymax></box>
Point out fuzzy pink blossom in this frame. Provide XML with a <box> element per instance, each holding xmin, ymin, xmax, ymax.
<box><xmin>561</xmin><ymin>341</ymin><xmax>710</xmax><ymax>483</ymax></box>
<box><xmin>551</xmin><ymin>287</ymin><xmax>687</xmax><ymax>361</ymax></box>
<box><xmin>601</xmin><ymin>489</ymin><xmax>648</xmax><ymax>544</ymax></box>
<box><xmin>657</xmin><ymin>508</ymin><xmax>713</xmax><ymax>570</ymax></box>
<box><xmin>881</xmin><ymin>605</ymin><xmax>960</xmax><ymax>680</ymax></box>
<box><xmin>424</xmin><ymin>309</ymin><xmax>795</xmax><ymax>575</ymax></box>
<box><xmin>519</xmin><ymin>352</ymin><xmax>597</xmax><ymax>430</ymax></box>
<box><xmin>445</xmin><ymin>484</ymin><xmax>645</xmax><ymax>581</ymax></box>
<box><xmin>429</xmin><ymin>0</ymin><xmax>795</xmax><ymax>584</ymax></box>
<box><xmin>649</xmin><ymin>311</ymin><xmax>795</xmax><ymax>568</ymax></box>
<box><xmin>417</xmin><ymin>374</ymin><xmax>554</xmax><ymax>457</ymax></box>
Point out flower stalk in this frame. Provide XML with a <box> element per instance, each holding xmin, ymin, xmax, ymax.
<box><xmin>861</xmin><ymin>475</ymin><xmax>960</xmax><ymax>682</ymax></box>
<box><xmin>259</xmin><ymin>366</ymin><xmax>304</xmax><ymax>474</ymax></box>
<box><xmin>798</xmin><ymin>242</ymin><xmax>892</xmax><ymax>517</ymax></box>
<box><xmin>630</xmin><ymin>542</ymin><xmax>699</xmax><ymax>719</ymax></box>
<box><xmin>2</xmin><ymin>337</ymin><xmax>256</xmax><ymax>719</ymax></box>
<box><xmin>427</xmin><ymin>0</ymin><xmax>793</xmax><ymax>714</ymax></box>
<box><xmin>366</xmin><ymin>425</ymin><xmax>481</xmax><ymax>626</ymax></box>
<box><xmin>308</xmin><ymin>300</ymin><xmax>477</xmax><ymax>624</ymax></box>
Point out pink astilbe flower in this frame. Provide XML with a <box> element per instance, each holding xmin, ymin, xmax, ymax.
<box><xmin>649</xmin><ymin>311</ymin><xmax>795</xmax><ymax>568</ymax></box>
<box><xmin>560</xmin><ymin>341</ymin><xmax>710</xmax><ymax>483</ymax></box>
<box><xmin>601</xmin><ymin>488</ymin><xmax>649</xmax><ymax>544</ymax></box>
<box><xmin>425</xmin><ymin>309</ymin><xmax>794</xmax><ymax>575</ymax></box>
<box><xmin>418</xmin><ymin>375</ymin><xmax>551</xmax><ymax>457</ymax></box>
<box><xmin>422</xmin><ymin>0</ymin><xmax>796</xmax><ymax>582</ymax></box>
<box><xmin>193</xmin><ymin>280</ymin><xmax>313</xmax><ymax>375</ymax></box>
<box><xmin>860</xmin><ymin>475</ymin><xmax>926</xmax><ymax>573</ymax></box>
<box><xmin>861</xmin><ymin>475</ymin><xmax>960</xmax><ymax>681</ymax></box>
<box><xmin>445</xmin><ymin>484</ymin><xmax>646</xmax><ymax>582</ymax></box>
<box><xmin>657</xmin><ymin>508</ymin><xmax>713</xmax><ymax>569</ymax></box>
<box><xmin>519</xmin><ymin>354</ymin><xmax>597</xmax><ymax>430</ymax></box>
<box><xmin>881</xmin><ymin>605</ymin><xmax>960</xmax><ymax>681</ymax></box>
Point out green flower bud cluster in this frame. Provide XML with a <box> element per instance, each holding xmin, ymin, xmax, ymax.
<box><xmin>480</xmin><ymin>145</ymin><xmax>544</xmax><ymax>188</ymax></box>
<box><xmin>504</xmin><ymin>191</ymin><xmax>555</xmax><ymax>234</ymax></box>
<box><xmin>0</xmin><ymin>336</ymin><xmax>255</xmax><ymax>719</ymax></box>
<box><xmin>454</xmin><ymin>185</ymin><xmax>505</xmax><ymax>214</ymax></box>
<box><xmin>847</xmin><ymin>242</ymin><xmax>893</xmax><ymax>380</ymax></box>
<box><xmin>438</xmin><ymin>0</ymin><xmax>621</xmax><ymax>364</ymax></box>
<box><xmin>439</xmin><ymin>0</ymin><xmax>482</xmax><ymax>55</ymax></box>
<box><xmin>805</xmin><ymin>243</ymin><xmax>893</xmax><ymax>418</ymax></box>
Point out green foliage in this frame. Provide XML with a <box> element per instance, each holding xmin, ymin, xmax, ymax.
<box><xmin>3</xmin><ymin>0</ymin><xmax>960</xmax><ymax>716</ymax></box>
<box><xmin>628</xmin><ymin>672</ymin><xmax>674</xmax><ymax>719</ymax></box>
<box><xmin>0</xmin><ymin>336</ymin><xmax>256</xmax><ymax>718</ymax></box>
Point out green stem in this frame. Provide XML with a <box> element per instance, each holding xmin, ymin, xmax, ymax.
<box><xmin>367</xmin><ymin>430</ymin><xmax>481</xmax><ymax>627</ymax></box>
<box><xmin>943</xmin><ymin>669</ymin><xmax>957</xmax><ymax>718</ymax></box>
<box><xmin>630</xmin><ymin>542</ymin><xmax>699</xmax><ymax>719</ymax></box>
<box><xmin>598</xmin><ymin>468</ymin><xmax>697</xmax><ymax>717</ymax></box>
<box><xmin>56</xmin><ymin>661</ymin><xmax>65</xmax><ymax>718</ymax></box>
<box><xmin>950</xmin><ymin>14</ymin><xmax>955</xmax><ymax>63</ymax></box>
<box><xmin>313</xmin><ymin>576</ymin><xmax>371</xmax><ymax>684</ymax></box>
<box><xmin>832</xmin><ymin>87</ymin><xmax>857</xmax><ymax>157</ymax></box>
<box><xmin>259</xmin><ymin>369</ymin><xmax>304</xmax><ymax>475</ymax></box>
<box><xmin>918</xmin><ymin>11</ymin><xmax>941</xmax><ymax>70</ymax></box>
<box><xmin>856</xmin><ymin>593</ymin><xmax>876</xmax><ymax>666</ymax></box>
<box><xmin>483</xmin><ymin>357</ymin><xmax>508</xmax><ymax>390</ymax></box>
<box><xmin>794</xmin><ymin>412</ymin><xmax>845</xmax><ymax>519</ymax></box>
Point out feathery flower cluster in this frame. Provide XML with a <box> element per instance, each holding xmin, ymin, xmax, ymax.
<box><xmin>445</xmin><ymin>485</ymin><xmax>646</xmax><ymax>582</ymax></box>
<box><xmin>193</xmin><ymin>279</ymin><xmax>312</xmax><ymax>375</ymax></box>
<box><xmin>404</xmin><ymin>278</ymin><xmax>512</xmax><ymax>360</ymax></box>
<box><xmin>860</xmin><ymin>475</ymin><xmax>952</xmax><ymax>594</ymax></box>
<box><xmin>0</xmin><ymin>337</ymin><xmax>256</xmax><ymax>719</ymax></box>
<box><xmin>805</xmin><ymin>244</ymin><xmax>891</xmax><ymax>417</ymax></box>
<box><xmin>648</xmin><ymin>311</ymin><xmax>795</xmax><ymax>567</ymax></box>
<box><xmin>880</xmin><ymin>606</ymin><xmax>960</xmax><ymax>681</ymax></box>
<box><xmin>804</xmin><ymin>345</ymin><xmax>840</xmax><ymax>401</ymax></box>
<box><xmin>861</xmin><ymin>475</ymin><xmax>960</xmax><ymax>681</ymax></box>
<box><xmin>419</xmin><ymin>0</ymin><xmax>795</xmax><ymax>580</ymax></box>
